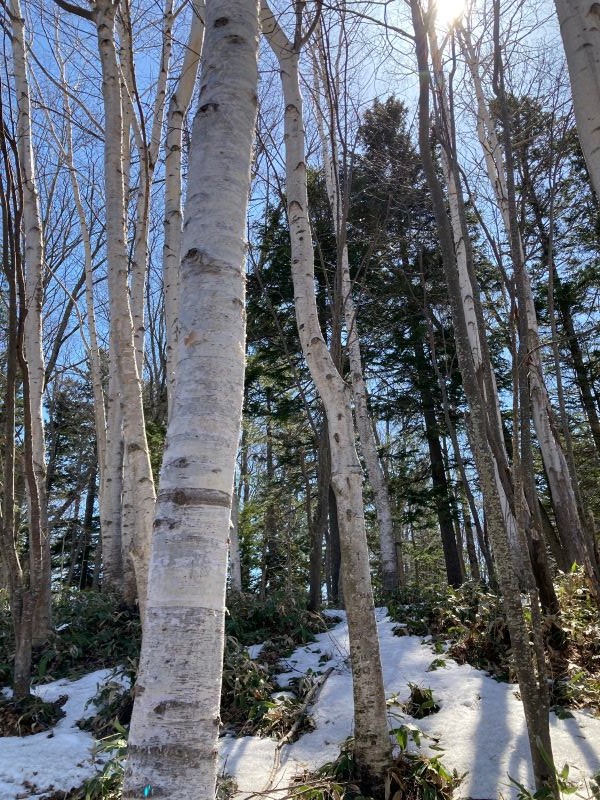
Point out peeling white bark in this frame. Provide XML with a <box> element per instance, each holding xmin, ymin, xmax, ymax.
<box><xmin>262</xmin><ymin>4</ymin><xmax>391</xmax><ymax>781</ymax></box>
<box><xmin>123</xmin><ymin>0</ymin><xmax>259</xmax><ymax>795</ymax></box>
<box><xmin>554</xmin><ymin>0</ymin><xmax>600</xmax><ymax>196</ymax></box>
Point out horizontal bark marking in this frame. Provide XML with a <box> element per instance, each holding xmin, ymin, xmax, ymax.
<box><xmin>126</xmin><ymin>738</ymin><xmax>217</xmax><ymax>764</ymax></box>
<box><xmin>153</xmin><ymin>698</ymin><xmax>196</xmax><ymax>715</ymax></box>
<box><xmin>214</xmin><ymin>16</ymin><xmax>229</xmax><ymax>26</ymax></box>
<box><xmin>158</xmin><ymin>487</ymin><xmax>230</xmax><ymax>508</ymax></box>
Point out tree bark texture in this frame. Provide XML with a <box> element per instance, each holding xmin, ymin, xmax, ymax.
<box><xmin>163</xmin><ymin>1</ymin><xmax>205</xmax><ymax>416</ymax></box>
<box><xmin>411</xmin><ymin>3</ymin><xmax>556</xmax><ymax>789</ymax></box>
<box><xmin>95</xmin><ymin>0</ymin><xmax>156</xmax><ymax>615</ymax></box>
<box><xmin>122</xmin><ymin>0</ymin><xmax>259</xmax><ymax>796</ymax></box>
<box><xmin>261</xmin><ymin>4</ymin><xmax>392</xmax><ymax>783</ymax></box>
<box><xmin>311</xmin><ymin>50</ymin><xmax>400</xmax><ymax>592</ymax></box>
<box><xmin>554</xmin><ymin>0</ymin><xmax>600</xmax><ymax>197</ymax></box>
<box><xmin>460</xmin><ymin>22</ymin><xmax>598</xmax><ymax>599</ymax></box>
<box><xmin>10</xmin><ymin>0</ymin><xmax>52</xmax><ymax>644</ymax></box>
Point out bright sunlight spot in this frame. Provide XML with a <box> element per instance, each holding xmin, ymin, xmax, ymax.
<box><xmin>434</xmin><ymin>0</ymin><xmax>468</xmax><ymax>27</ymax></box>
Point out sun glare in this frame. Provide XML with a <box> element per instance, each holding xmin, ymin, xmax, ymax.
<box><xmin>434</xmin><ymin>0</ymin><xmax>468</xmax><ymax>28</ymax></box>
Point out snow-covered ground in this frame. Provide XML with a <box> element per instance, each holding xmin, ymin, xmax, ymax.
<box><xmin>2</xmin><ymin>609</ymin><xmax>600</xmax><ymax>799</ymax></box>
<box><xmin>0</xmin><ymin>668</ymin><xmax>119</xmax><ymax>799</ymax></box>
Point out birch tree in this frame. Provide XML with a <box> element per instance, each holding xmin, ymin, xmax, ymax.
<box><xmin>310</xmin><ymin>19</ymin><xmax>402</xmax><ymax>592</ymax></box>
<box><xmin>7</xmin><ymin>0</ymin><xmax>53</xmax><ymax>643</ymax></box>
<box><xmin>457</xmin><ymin>11</ymin><xmax>600</xmax><ymax>600</ymax></box>
<box><xmin>54</xmin><ymin>0</ymin><xmax>157</xmax><ymax>613</ymax></box>
<box><xmin>0</xmin><ymin>85</ymin><xmax>39</xmax><ymax>698</ymax></box>
<box><xmin>410</xmin><ymin>1</ymin><xmax>556</xmax><ymax>789</ymax></box>
<box><xmin>122</xmin><ymin>0</ymin><xmax>260</xmax><ymax>794</ymax></box>
<box><xmin>261</xmin><ymin>1</ymin><xmax>392</xmax><ymax>783</ymax></box>
<box><xmin>163</xmin><ymin>1</ymin><xmax>205</xmax><ymax>414</ymax></box>
<box><xmin>554</xmin><ymin>0</ymin><xmax>600</xmax><ymax>197</ymax></box>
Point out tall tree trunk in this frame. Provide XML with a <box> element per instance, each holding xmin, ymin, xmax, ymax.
<box><xmin>304</xmin><ymin>434</ymin><xmax>326</xmax><ymax>612</ymax></box>
<box><xmin>94</xmin><ymin>0</ymin><xmax>157</xmax><ymax>616</ymax></box>
<box><xmin>229</xmin><ymin>492</ymin><xmax>242</xmax><ymax>592</ymax></box>
<box><xmin>56</xmin><ymin>57</ymin><xmax>110</xmax><ymax>588</ymax></box>
<box><xmin>10</xmin><ymin>0</ymin><xmax>52</xmax><ymax>645</ymax></box>
<box><xmin>261</xmin><ymin>6</ymin><xmax>392</xmax><ymax>783</ymax></box>
<box><xmin>414</xmin><ymin>336</ymin><xmax>463</xmax><ymax>587</ymax></box>
<box><xmin>460</xmin><ymin>21</ymin><xmax>599</xmax><ymax>600</ymax></box>
<box><xmin>554</xmin><ymin>0</ymin><xmax>600</xmax><ymax>197</ymax></box>
<box><xmin>0</xmin><ymin>119</ymin><xmax>34</xmax><ymax>698</ymax></box>
<box><xmin>119</xmin><ymin>0</ymin><xmax>174</xmax><ymax>377</ymax></box>
<box><xmin>163</xmin><ymin>1</ymin><xmax>205</xmax><ymax>415</ymax></box>
<box><xmin>102</xmin><ymin>363</ymin><xmax>124</xmax><ymax>591</ymax></box>
<box><xmin>411</xmin><ymin>3</ymin><xmax>556</xmax><ymax>789</ymax></box>
<box><xmin>122</xmin><ymin>0</ymin><xmax>259</xmax><ymax>795</ymax></box>
<box><xmin>491</xmin><ymin>15</ymin><xmax>559</xmax><ymax>616</ymax></box>
<box><xmin>311</xmin><ymin>47</ymin><xmax>400</xmax><ymax>592</ymax></box>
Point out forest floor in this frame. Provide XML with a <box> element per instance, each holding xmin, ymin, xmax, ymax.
<box><xmin>1</xmin><ymin>608</ymin><xmax>600</xmax><ymax>800</ymax></box>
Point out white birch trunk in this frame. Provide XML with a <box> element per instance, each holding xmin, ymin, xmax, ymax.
<box><xmin>459</xmin><ymin>25</ymin><xmax>592</xmax><ymax>573</ymax></box>
<box><xmin>102</xmin><ymin>361</ymin><xmax>124</xmax><ymax>590</ymax></box>
<box><xmin>261</xmin><ymin>5</ymin><xmax>391</xmax><ymax>782</ymax></box>
<box><xmin>163</xmin><ymin>2</ymin><xmax>205</xmax><ymax>415</ymax></box>
<box><xmin>122</xmin><ymin>0</ymin><xmax>259</xmax><ymax>795</ymax></box>
<box><xmin>428</xmin><ymin>29</ymin><xmax>522</xmax><ymax>562</ymax></box>
<box><xmin>311</xmin><ymin>49</ymin><xmax>400</xmax><ymax>592</ymax></box>
<box><xmin>56</xmin><ymin>65</ymin><xmax>107</xmax><ymax>517</ymax></box>
<box><xmin>95</xmin><ymin>0</ymin><xmax>156</xmax><ymax>616</ymax></box>
<box><xmin>554</xmin><ymin>0</ymin><xmax>600</xmax><ymax>197</ymax></box>
<box><xmin>10</xmin><ymin>0</ymin><xmax>51</xmax><ymax>642</ymax></box>
<box><xmin>229</xmin><ymin>492</ymin><xmax>243</xmax><ymax>592</ymax></box>
<box><xmin>120</xmin><ymin>1</ymin><xmax>175</xmax><ymax>377</ymax></box>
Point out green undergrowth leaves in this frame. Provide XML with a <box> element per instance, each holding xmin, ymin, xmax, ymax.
<box><xmin>0</xmin><ymin>692</ymin><xmax>67</xmax><ymax>737</ymax></box>
<box><xmin>293</xmin><ymin>735</ymin><xmax>463</xmax><ymax>800</ymax></box>
<box><xmin>221</xmin><ymin>634</ymin><xmax>317</xmax><ymax>738</ymax></box>
<box><xmin>226</xmin><ymin>591</ymin><xmax>330</xmax><ymax>649</ymax></box>
<box><xmin>0</xmin><ymin>589</ymin><xmax>142</xmax><ymax>690</ymax></box>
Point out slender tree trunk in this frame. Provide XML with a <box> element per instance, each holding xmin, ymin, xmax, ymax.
<box><xmin>460</xmin><ymin>22</ymin><xmax>598</xmax><ymax>599</ymax></box>
<box><xmin>311</xmin><ymin>51</ymin><xmax>399</xmax><ymax>592</ymax></box>
<box><xmin>411</xmin><ymin>4</ymin><xmax>556</xmax><ymax>789</ymax></box>
<box><xmin>80</xmin><ymin>464</ymin><xmax>98</xmax><ymax>588</ymax></box>
<box><xmin>304</xmin><ymin>435</ymin><xmax>325</xmax><ymax>612</ymax></box>
<box><xmin>0</xmin><ymin>124</ymin><xmax>34</xmax><ymax>698</ymax></box>
<box><xmin>123</xmin><ymin>0</ymin><xmax>260</xmax><ymax>795</ymax></box>
<box><xmin>119</xmin><ymin>0</ymin><xmax>175</xmax><ymax>377</ymax></box>
<box><xmin>94</xmin><ymin>0</ymin><xmax>156</xmax><ymax>616</ymax></box>
<box><xmin>10</xmin><ymin>0</ymin><xmax>51</xmax><ymax>644</ymax></box>
<box><xmin>229</xmin><ymin>492</ymin><xmax>242</xmax><ymax>592</ymax></box>
<box><xmin>102</xmin><ymin>363</ymin><xmax>124</xmax><ymax>591</ymax></box>
<box><xmin>414</xmin><ymin>336</ymin><xmax>463</xmax><ymax>587</ymax></box>
<box><xmin>261</xmin><ymin>6</ymin><xmax>392</xmax><ymax>783</ymax></box>
<box><xmin>163</xmin><ymin>1</ymin><xmax>205</xmax><ymax>415</ymax></box>
<box><xmin>554</xmin><ymin>0</ymin><xmax>600</xmax><ymax>197</ymax></box>
<box><xmin>461</xmin><ymin>493</ymin><xmax>481</xmax><ymax>582</ymax></box>
<box><xmin>555</xmin><ymin>272</ymin><xmax>600</xmax><ymax>458</ymax></box>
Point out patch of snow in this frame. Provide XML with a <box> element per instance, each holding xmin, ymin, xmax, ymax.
<box><xmin>0</xmin><ymin>669</ymin><xmax>126</xmax><ymax>800</ymax></box>
<box><xmin>271</xmin><ymin>691</ymin><xmax>297</xmax><ymax>703</ymax></box>
<box><xmin>247</xmin><ymin>643</ymin><xmax>265</xmax><ymax>660</ymax></box>
<box><xmin>218</xmin><ymin>612</ymin><xmax>600</xmax><ymax>800</ymax></box>
<box><xmin>3</xmin><ymin>611</ymin><xmax>600</xmax><ymax>800</ymax></box>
